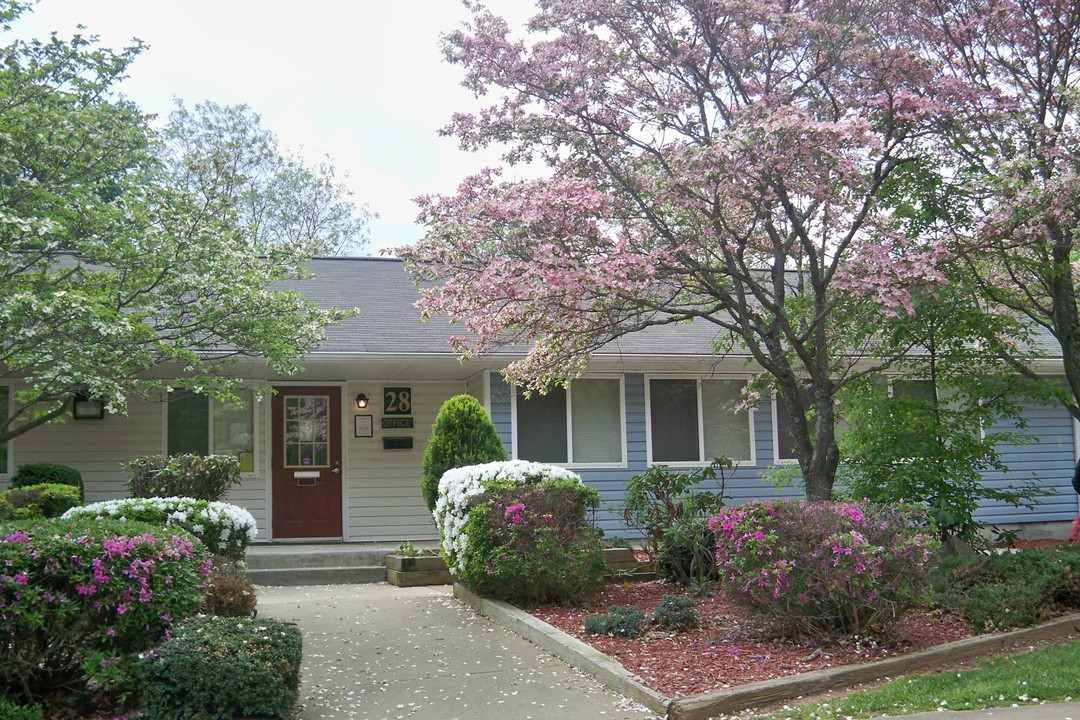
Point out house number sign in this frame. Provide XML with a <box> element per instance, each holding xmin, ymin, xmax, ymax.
<box><xmin>383</xmin><ymin>387</ymin><xmax>412</xmax><ymax>415</ymax></box>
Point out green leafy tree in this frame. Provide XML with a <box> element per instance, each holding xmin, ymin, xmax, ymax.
<box><xmin>838</xmin><ymin>280</ymin><xmax>1054</xmax><ymax>543</ymax></box>
<box><xmin>162</xmin><ymin>100</ymin><xmax>373</xmax><ymax>256</ymax></box>
<box><xmin>420</xmin><ymin>395</ymin><xmax>506</xmax><ymax>511</ymax></box>
<box><xmin>0</xmin><ymin>2</ymin><xmax>354</xmax><ymax>443</ymax></box>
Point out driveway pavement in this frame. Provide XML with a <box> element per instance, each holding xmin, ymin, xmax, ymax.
<box><xmin>258</xmin><ymin>583</ymin><xmax>1080</xmax><ymax>720</ymax></box>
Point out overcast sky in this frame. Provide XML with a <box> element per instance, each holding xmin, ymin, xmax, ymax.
<box><xmin>14</xmin><ymin>1</ymin><xmax>536</xmax><ymax>256</ymax></box>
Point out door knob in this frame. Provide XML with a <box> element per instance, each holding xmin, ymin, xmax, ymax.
<box><xmin>331</xmin><ymin>467</ymin><xmax>341</xmax><ymax>474</ymax></box>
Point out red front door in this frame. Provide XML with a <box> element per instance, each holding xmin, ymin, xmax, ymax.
<box><xmin>271</xmin><ymin>386</ymin><xmax>343</xmax><ymax>539</ymax></box>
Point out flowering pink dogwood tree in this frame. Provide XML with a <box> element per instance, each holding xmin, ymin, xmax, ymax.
<box><xmin>401</xmin><ymin>0</ymin><xmax>964</xmax><ymax>500</ymax></box>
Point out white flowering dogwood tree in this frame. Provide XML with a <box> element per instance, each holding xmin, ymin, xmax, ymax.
<box><xmin>0</xmin><ymin>2</ymin><xmax>357</xmax><ymax>444</ymax></box>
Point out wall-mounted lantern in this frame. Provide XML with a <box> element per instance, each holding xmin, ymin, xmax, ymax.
<box><xmin>355</xmin><ymin>392</ymin><xmax>369</xmax><ymax>410</ymax></box>
<box><xmin>72</xmin><ymin>393</ymin><xmax>105</xmax><ymax>420</ymax></box>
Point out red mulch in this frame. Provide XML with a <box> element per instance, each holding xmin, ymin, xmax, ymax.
<box><xmin>526</xmin><ymin>581</ymin><xmax>973</xmax><ymax>699</ymax></box>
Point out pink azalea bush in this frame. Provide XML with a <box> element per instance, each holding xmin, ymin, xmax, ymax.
<box><xmin>710</xmin><ymin>501</ymin><xmax>939</xmax><ymax>639</ymax></box>
<box><xmin>1071</xmin><ymin>515</ymin><xmax>1080</xmax><ymax>545</ymax></box>
<box><xmin>0</xmin><ymin>518</ymin><xmax>210</xmax><ymax>711</ymax></box>
<box><xmin>436</xmin><ymin>461</ymin><xmax>606</xmax><ymax>605</ymax></box>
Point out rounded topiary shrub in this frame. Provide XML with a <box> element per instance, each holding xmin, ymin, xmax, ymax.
<box><xmin>435</xmin><ymin>460</ymin><xmax>606</xmax><ymax>605</ymax></box>
<box><xmin>136</xmin><ymin>616</ymin><xmax>302</xmax><ymax>720</ymax></box>
<box><xmin>710</xmin><ymin>500</ymin><xmax>939</xmax><ymax>639</ymax></box>
<box><xmin>420</xmin><ymin>395</ymin><xmax>507</xmax><ymax>511</ymax></box>
<box><xmin>0</xmin><ymin>518</ymin><xmax>210</xmax><ymax>708</ymax></box>
<box><xmin>62</xmin><ymin>497</ymin><xmax>257</xmax><ymax>561</ymax></box>
<box><xmin>11</xmin><ymin>463</ymin><xmax>82</xmax><ymax>501</ymax></box>
<box><xmin>0</xmin><ymin>483</ymin><xmax>81</xmax><ymax>521</ymax></box>
<box><xmin>124</xmin><ymin>454</ymin><xmax>241</xmax><ymax>502</ymax></box>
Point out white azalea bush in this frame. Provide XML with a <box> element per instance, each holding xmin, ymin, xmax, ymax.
<box><xmin>63</xmin><ymin>497</ymin><xmax>257</xmax><ymax>561</ymax></box>
<box><xmin>434</xmin><ymin>460</ymin><xmax>606</xmax><ymax>605</ymax></box>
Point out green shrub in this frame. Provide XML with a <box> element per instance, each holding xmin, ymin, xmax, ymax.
<box><xmin>0</xmin><ymin>698</ymin><xmax>43</xmax><ymax>720</ymax></box>
<box><xmin>136</xmin><ymin>616</ymin><xmax>302</xmax><ymax>720</ymax></box>
<box><xmin>420</xmin><ymin>395</ymin><xmax>507</xmax><ymax>511</ymax></box>
<box><xmin>0</xmin><ymin>484</ymin><xmax>81</xmax><ymax>521</ymax></box>
<box><xmin>711</xmin><ymin>501</ymin><xmax>939</xmax><ymax>639</ymax></box>
<box><xmin>62</xmin><ymin>497</ymin><xmax>257</xmax><ymax>561</ymax></box>
<box><xmin>11</xmin><ymin>463</ymin><xmax>82</xmax><ymax>501</ymax></box>
<box><xmin>125</xmin><ymin>454</ymin><xmax>241</xmax><ymax>502</ymax></box>
<box><xmin>622</xmin><ymin>459</ymin><xmax>729</xmax><ymax>584</ymax></box>
<box><xmin>435</xmin><ymin>461</ymin><xmax>606</xmax><ymax>606</ymax></box>
<box><xmin>929</xmin><ymin>545</ymin><xmax>1080</xmax><ymax>632</ymax></box>
<box><xmin>583</xmin><ymin>605</ymin><xmax>645</xmax><ymax>638</ymax></box>
<box><xmin>201</xmin><ymin>571</ymin><xmax>258</xmax><ymax>618</ymax></box>
<box><xmin>653</xmin><ymin>594</ymin><xmax>699</xmax><ymax>632</ymax></box>
<box><xmin>0</xmin><ymin>518</ymin><xmax>209</xmax><ymax>711</ymax></box>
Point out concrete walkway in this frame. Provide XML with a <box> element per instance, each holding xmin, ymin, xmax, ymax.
<box><xmin>258</xmin><ymin>583</ymin><xmax>1080</xmax><ymax>720</ymax></box>
<box><xmin>257</xmin><ymin>583</ymin><xmax>662</xmax><ymax>720</ymax></box>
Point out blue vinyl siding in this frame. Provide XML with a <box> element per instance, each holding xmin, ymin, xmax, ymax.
<box><xmin>975</xmin><ymin>399</ymin><xmax>1077</xmax><ymax>524</ymax></box>
<box><xmin>490</xmin><ymin>372</ymin><xmax>1077</xmax><ymax>536</ymax></box>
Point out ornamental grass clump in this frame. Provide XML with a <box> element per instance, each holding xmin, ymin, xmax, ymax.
<box><xmin>710</xmin><ymin>500</ymin><xmax>938</xmax><ymax>639</ymax></box>
<box><xmin>434</xmin><ymin>460</ymin><xmax>606</xmax><ymax>605</ymax></box>
<box><xmin>62</xmin><ymin>497</ymin><xmax>257</xmax><ymax>561</ymax></box>
<box><xmin>0</xmin><ymin>518</ymin><xmax>210</xmax><ymax>711</ymax></box>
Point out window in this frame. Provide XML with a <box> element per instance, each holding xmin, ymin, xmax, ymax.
<box><xmin>0</xmin><ymin>386</ymin><xmax>8</xmax><ymax>474</ymax></box>
<box><xmin>167</xmin><ymin>390</ymin><xmax>255</xmax><ymax>471</ymax></box>
<box><xmin>648</xmin><ymin>378</ymin><xmax>753</xmax><ymax>464</ymax></box>
<box><xmin>515</xmin><ymin>378</ymin><xmax>623</xmax><ymax>465</ymax></box>
<box><xmin>892</xmin><ymin>378</ymin><xmax>981</xmax><ymax>439</ymax></box>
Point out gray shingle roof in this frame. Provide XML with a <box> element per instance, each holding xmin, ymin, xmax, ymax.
<box><xmin>291</xmin><ymin>257</ymin><xmax>1063</xmax><ymax>363</ymax></box>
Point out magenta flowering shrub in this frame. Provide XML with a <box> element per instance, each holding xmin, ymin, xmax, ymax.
<box><xmin>710</xmin><ymin>501</ymin><xmax>939</xmax><ymax>639</ymax></box>
<box><xmin>0</xmin><ymin>518</ymin><xmax>210</xmax><ymax>710</ymax></box>
<box><xmin>1071</xmin><ymin>515</ymin><xmax>1079</xmax><ymax>545</ymax></box>
<box><xmin>441</xmin><ymin>464</ymin><xmax>606</xmax><ymax>606</ymax></box>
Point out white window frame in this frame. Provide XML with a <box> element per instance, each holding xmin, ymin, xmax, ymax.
<box><xmin>771</xmin><ymin>392</ymin><xmax>802</xmax><ymax>465</ymax></box>
<box><xmin>162</xmin><ymin>390</ymin><xmax>259</xmax><ymax>476</ymax></box>
<box><xmin>511</xmin><ymin>376</ymin><xmax>627</xmax><ymax>469</ymax></box>
<box><xmin>645</xmin><ymin>375</ymin><xmax>756</xmax><ymax>467</ymax></box>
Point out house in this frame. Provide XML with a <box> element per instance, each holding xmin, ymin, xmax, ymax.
<box><xmin>2</xmin><ymin>257</ymin><xmax>1077</xmax><ymax>542</ymax></box>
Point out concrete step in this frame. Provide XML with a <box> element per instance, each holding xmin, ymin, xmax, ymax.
<box><xmin>246</xmin><ymin>565</ymin><xmax>387</xmax><ymax>586</ymax></box>
<box><xmin>242</xmin><ymin>542</ymin><xmax>439</xmax><ymax>586</ymax></box>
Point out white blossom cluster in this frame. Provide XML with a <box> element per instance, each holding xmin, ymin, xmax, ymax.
<box><xmin>433</xmin><ymin>460</ymin><xmax>582</xmax><ymax>574</ymax></box>
<box><xmin>63</xmin><ymin>497</ymin><xmax>258</xmax><ymax>558</ymax></box>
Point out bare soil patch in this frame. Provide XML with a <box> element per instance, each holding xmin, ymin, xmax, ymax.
<box><xmin>526</xmin><ymin>580</ymin><xmax>973</xmax><ymax>699</ymax></box>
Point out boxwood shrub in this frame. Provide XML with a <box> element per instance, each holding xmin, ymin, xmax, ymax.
<box><xmin>11</xmin><ymin>463</ymin><xmax>82</xmax><ymax>501</ymax></box>
<box><xmin>136</xmin><ymin>616</ymin><xmax>302</xmax><ymax>720</ymax></box>
<box><xmin>0</xmin><ymin>518</ymin><xmax>209</xmax><ymax>709</ymax></box>
<box><xmin>0</xmin><ymin>483</ymin><xmax>81</xmax><ymax>521</ymax></box>
<box><xmin>930</xmin><ymin>544</ymin><xmax>1080</xmax><ymax>632</ymax></box>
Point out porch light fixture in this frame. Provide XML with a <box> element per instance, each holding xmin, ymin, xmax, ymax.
<box><xmin>355</xmin><ymin>392</ymin><xmax>369</xmax><ymax>410</ymax></box>
<box><xmin>72</xmin><ymin>393</ymin><xmax>105</xmax><ymax>420</ymax></box>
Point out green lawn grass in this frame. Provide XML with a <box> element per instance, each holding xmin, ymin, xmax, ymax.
<box><xmin>753</xmin><ymin>640</ymin><xmax>1080</xmax><ymax>720</ymax></box>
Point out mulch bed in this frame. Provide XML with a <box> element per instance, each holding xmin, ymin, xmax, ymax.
<box><xmin>526</xmin><ymin>580</ymin><xmax>973</xmax><ymax>699</ymax></box>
